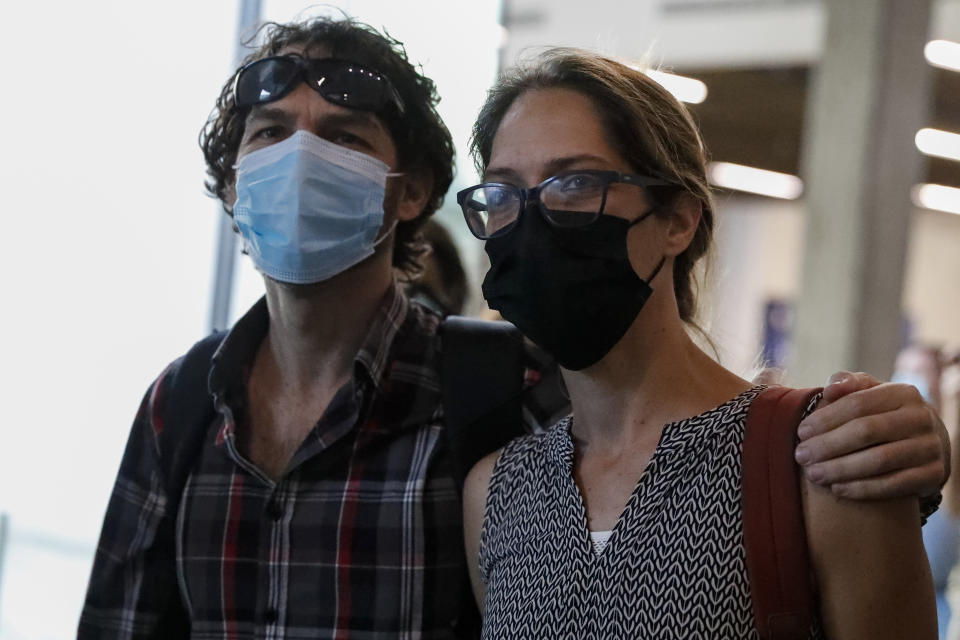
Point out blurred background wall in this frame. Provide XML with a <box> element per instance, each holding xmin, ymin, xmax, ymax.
<box><xmin>0</xmin><ymin>0</ymin><xmax>958</xmax><ymax>637</ymax></box>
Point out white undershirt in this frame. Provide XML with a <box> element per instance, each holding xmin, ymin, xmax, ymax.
<box><xmin>589</xmin><ymin>530</ymin><xmax>613</xmax><ymax>555</ymax></box>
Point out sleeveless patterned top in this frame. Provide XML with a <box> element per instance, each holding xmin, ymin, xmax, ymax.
<box><xmin>478</xmin><ymin>386</ymin><xmax>825</xmax><ymax>639</ymax></box>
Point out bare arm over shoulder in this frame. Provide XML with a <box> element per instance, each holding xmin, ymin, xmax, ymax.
<box><xmin>462</xmin><ymin>449</ymin><xmax>501</xmax><ymax>614</ymax></box>
<box><xmin>804</xmin><ymin>475</ymin><xmax>937</xmax><ymax>638</ymax></box>
<box><xmin>795</xmin><ymin>372</ymin><xmax>949</xmax><ymax>501</ymax></box>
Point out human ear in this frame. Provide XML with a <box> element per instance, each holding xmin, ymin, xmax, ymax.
<box><xmin>393</xmin><ymin>169</ymin><xmax>433</xmax><ymax>223</ymax></box>
<box><xmin>662</xmin><ymin>192</ymin><xmax>702</xmax><ymax>257</ymax></box>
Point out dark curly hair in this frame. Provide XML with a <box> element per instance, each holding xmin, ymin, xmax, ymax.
<box><xmin>199</xmin><ymin>16</ymin><xmax>455</xmax><ymax>277</ymax></box>
<box><xmin>471</xmin><ymin>49</ymin><xmax>715</xmax><ymax>326</ymax></box>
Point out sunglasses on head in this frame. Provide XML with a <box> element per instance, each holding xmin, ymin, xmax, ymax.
<box><xmin>233</xmin><ymin>55</ymin><xmax>406</xmax><ymax>115</ymax></box>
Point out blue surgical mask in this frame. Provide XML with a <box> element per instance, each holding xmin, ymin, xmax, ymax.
<box><xmin>892</xmin><ymin>371</ymin><xmax>933</xmax><ymax>404</ymax></box>
<box><xmin>233</xmin><ymin>130</ymin><xmax>399</xmax><ymax>284</ymax></box>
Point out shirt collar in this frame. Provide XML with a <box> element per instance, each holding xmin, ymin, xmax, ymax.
<box><xmin>355</xmin><ymin>278</ymin><xmax>409</xmax><ymax>392</ymax></box>
<box><xmin>208</xmin><ymin>280</ymin><xmax>410</xmax><ymax>402</ymax></box>
<box><xmin>207</xmin><ymin>296</ymin><xmax>268</xmax><ymax>409</ymax></box>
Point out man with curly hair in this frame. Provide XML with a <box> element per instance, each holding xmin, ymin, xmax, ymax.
<box><xmin>79</xmin><ymin>16</ymin><xmax>469</xmax><ymax>639</ymax></box>
<box><xmin>79</xmin><ymin>14</ymin><xmax>951</xmax><ymax>640</ymax></box>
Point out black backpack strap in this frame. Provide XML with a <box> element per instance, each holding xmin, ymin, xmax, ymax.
<box><xmin>158</xmin><ymin>331</ymin><xmax>227</xmax><ymax>502</ymax></box>
<box><xmin>439</xmin><ymin>316</ymin><xmax>525</xmax><ymax>640</ymax></box>
<box><xmin>440</xmin><ymin>316</ymin><xmax>526</xmax><ymax>490</ymax></box>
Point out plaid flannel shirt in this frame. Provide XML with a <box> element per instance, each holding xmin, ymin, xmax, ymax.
<box><xmin>79</xmin><ymin>283</ymin><xmax>471</xmax><ymax>639</ymax></box>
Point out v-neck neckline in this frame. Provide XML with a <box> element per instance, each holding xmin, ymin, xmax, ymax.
<box><xmin>550</xmin><ymin>386</ymin><xmax>763</xmax><ymax>564</ymax></box>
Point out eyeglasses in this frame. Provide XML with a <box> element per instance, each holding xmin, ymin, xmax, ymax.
<box><xmin>234</xmin><ymin>55</ymin><xmax>406</xmax><ymax>115</ymax></box>
<box><xmin>456</xmin><ymin>170</ymin><xmax>677</xmax><ymax>239</ymax></box>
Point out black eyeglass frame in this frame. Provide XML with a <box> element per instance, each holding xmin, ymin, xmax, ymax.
<box><xmin>233</xmin><ymin>55</ymin><xmax>406</xmax><ymax>115</ymax></box>
<box><xmin>456</xmin><ymin>170</ymin><xmax>679</xmax><ymax>240</ymax></box>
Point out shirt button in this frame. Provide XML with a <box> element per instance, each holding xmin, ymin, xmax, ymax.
<box><xmin>264</xmin><ymin>608</ymin><xmax>279</xmax><ymax>624</ymax></box>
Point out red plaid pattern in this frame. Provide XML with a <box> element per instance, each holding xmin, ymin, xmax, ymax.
<box><xmin>80</xmin><ymin>283</ymin><xmax>470</xmax><ymax>639</ymax></box>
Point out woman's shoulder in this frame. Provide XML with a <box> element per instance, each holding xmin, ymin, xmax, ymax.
<box><xmin>498</xmin><ymin>416</ymin><xmax>570</xmax><ymax>472</ymax></box>
<box><xmin>464</xmin><ymin>420</ymin><xmax>561</xmax><ymax>488</ymax></box>
<box><xmin>467</xmin><ymin>418</ymin><xmax>569</xmax><ymax>512</ymax></box>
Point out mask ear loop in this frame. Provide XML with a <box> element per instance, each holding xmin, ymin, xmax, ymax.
<box><xmin>372</xmin><ymin>172</ymin><xmax>406</xmax><ymax>248</ymax></box>
<box><xmin>626</xmin><ymin>207</ymin><xmax>657</xmax><ymax>228</ymax></box>
<box><xmin>625</xmin><ymin>207</ymin><xmax>666</xmax><ymax>284</ymax></box>
<box><xmin>644</xmin><ymin>256</ymin><xmax>666</xmax><ymax>284</ymax></box>
<box><xmin>372</xmin><ymin>219</ymin><xmax>399</xmax><ymax>248</ymax></box>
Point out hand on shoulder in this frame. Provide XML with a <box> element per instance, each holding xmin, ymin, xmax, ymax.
<box><xmin>794</xmin><ymin>371</ymin><xmax>948</xmax><ymax>500</ymax></box>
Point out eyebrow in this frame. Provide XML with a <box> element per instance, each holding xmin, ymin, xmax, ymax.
<box><xmin>482</xmin><ymin>166</ymin><xmax>523</xmax><ymax>183</ymax></box>
<box><xmin>484</xmin><ymin>154</ymin><xmax>617</xmax><ymax>183</ymax></box>
<box><xmin>246</xmin><ymin>106</ymin><xmax>295</xmax><ymax>128</ymax></box>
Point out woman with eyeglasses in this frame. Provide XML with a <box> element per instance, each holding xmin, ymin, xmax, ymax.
<box><xmin>459</xmin><ymin>49</ymin><xmax>936</xmax><ymax>639</ymax></box>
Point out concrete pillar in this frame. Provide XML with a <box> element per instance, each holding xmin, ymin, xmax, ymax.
<box><xmin>208</xmin><ymin>0</ymin><xmax>262</xmax><ymax>334</ymax></box>
<box><xmin>791</xmin><ymin>0</ymin><xmax>932</xmax><ymax>385</ymax></box>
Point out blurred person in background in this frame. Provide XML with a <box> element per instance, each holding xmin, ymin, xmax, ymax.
<box><xmin>939</xmin><ymin>348</ymin><xmax>960</xmax><ymax>640</ymax></box>
<box><xmin>894</xmin><ymin>344</ymin><xmax>944</xmax><ymax>413</ymax></box>
<box><xmin>79</xmin><ymin>14</ymin><xmax>952</xmax><ymax>640</ymax></box>
<box><xmin>893</xmin><ymin>344</ymin><xmax>957</xmax><ymax>638</ymax></box>
<box><xmin>943</xmin><ymin>350</ymin><xmax>960</xmax><ymax>516</ymax></box>
<box><xmin>460</xmin><ymin>49</ymin><xmax>937</xmax><ymax>638</ymax></box>
<box><xmin>406</xmin><ymin>218</ymin><xmax>469</xmax><ymax>316</ymax></box>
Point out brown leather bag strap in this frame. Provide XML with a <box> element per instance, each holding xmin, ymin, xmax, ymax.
<box><xmin>742</xmin><ymin>386</ymin><xmax>823</xmax><ymax>640</ymax></box>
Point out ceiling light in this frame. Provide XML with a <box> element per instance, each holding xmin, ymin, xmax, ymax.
<box><xmin>707</xmin><ymin>162</ymin><xmax>804</xmax><ymax>199</ymax></box>
<box><xmin>912</xmin><ymin>183</ymin><xmax>960</xmax><ymax>215</ymax></box>
<box><xmin>643</xmin><ymin>69</ymin><xmax>708</xmax><ymax>104</ymax></box>
<box><xmin>925</xmin><ymin>40</ymin><xmax>960</xmax><ymax>72</ymax></box>
<box><xmin>915</xmin><ymin>128</ymin><xmax>960</xmax><ymax>162</ymax></box>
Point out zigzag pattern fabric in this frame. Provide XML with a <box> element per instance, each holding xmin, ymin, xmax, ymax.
<box><xmin>478</xmin><ymin>386</ymin><xmax>825</xmax><ymax>639</ymax></box>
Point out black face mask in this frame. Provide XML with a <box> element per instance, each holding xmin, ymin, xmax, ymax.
<box><xmin>482</xmin><ymin>206</ymin><xmax>663</xmax><ymax>370</ymax></box>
